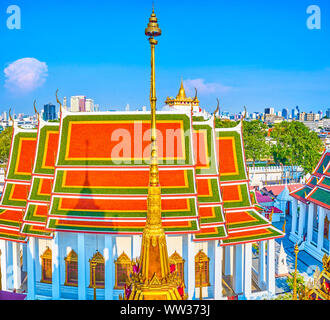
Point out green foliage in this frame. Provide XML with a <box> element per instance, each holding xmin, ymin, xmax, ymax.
<box><xmin>0</xmin><ymin>126</ymin><xmax>13</xmax><ymax>164</ymax></box>
<box><xmin>214</xmin><ymin>119</ymin><xmax>239</xmax><ymax>128</ymax></box>
<box><xmin>242</xmin><ymin>120</ymin><xmax>270</xmax><ymax>166</ymax></box>
<box><xmin>273</xmin><ymin>292</ymin><xmax>293</xmax><ymax>300</ymax></box>
<box><xmin>192</xmin><ymin>116</ymin><xmax>207</xmax><ymax>122</ymax></box>
<box><xmin>270</xmin><ymin>121</ymin><xmax>323</xmax><ymax>174</ymax></box>
<box><xmin>287</xmin><ymin>272</ymin><xmax>306</xmax><ymax>290</ymax></box>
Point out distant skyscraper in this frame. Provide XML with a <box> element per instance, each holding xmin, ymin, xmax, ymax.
<box><xmin>70</xmin><ymin>96</ymin><xmax>86</xmax><ymax>112</ymax></box>
<box><xmin>292</xmin><ymin>108</ymin><xmax>298</xmax><ymax>120</ymax></box>
<box><xmin>85</xmin><ymin>99</ymin><xmax>94</xmax><ymax>112</ymax></box>
<box><xmin>326</xmin><ymin>108</ymin><xmax>330</xmax><ymax>118</ymax></box>
<box><xmin>282</xmin><ymin>108</ymin><xmax>289</xmax><ymax>119</ymax></box>
<box><xmin>264</xmin><ymin>107</ymin><xmax>274</xmax><ymax>115</ymax></box>
<box><xmin>43</xmin><ymin>103</ymin><xmax>57</xmax><ymax>121</ymax></box>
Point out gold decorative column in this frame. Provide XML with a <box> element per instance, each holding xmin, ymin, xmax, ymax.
<box><xmin>293</xmin><ymin>243</ymin><xmax>299</xmax><ymax>300</ymax></box>
<box><xmin>91</xmin><ymin>261</ymin><xmax>97</xmax><ymax>300</ymax></box>
<box><xmin>121</xmin><ymin>8</ymin><xmax>185</xmax><ymax>301</ymax></box>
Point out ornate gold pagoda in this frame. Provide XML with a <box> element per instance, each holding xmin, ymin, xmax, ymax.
<box><xmin>121</xmin><ymin>8</ymin><xmax>186</xmax><ymax>301</ymax></box>
<box><xmin>165</xmin><ymin>80</ymin><xmax>199</xmax><ymax>107</ymax></box>
<box><xmin>296</xmin><ymin>254</ymin><xmax>330</xmax><ymax>300</ymax></box>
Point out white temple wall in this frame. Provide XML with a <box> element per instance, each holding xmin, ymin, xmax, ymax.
<box><xmin>166</xmin><ymin>235</ymin><xmax>183</xmax><ymax>256</ymax></box>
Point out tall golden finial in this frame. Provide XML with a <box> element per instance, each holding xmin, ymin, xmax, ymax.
<box><xmin>56</xmin><ymin>89</ymin><xmax>62</xmax><ymax>113</ymax></box>
<box><xmin>293</xmin><ymin>243</ymin><xmax>299</xmax><ymax>300</ymax></box>
<box><xmin>122</xmin><ymin>7</ymin><xmax>184</xmax><ymax>301</ymax></box>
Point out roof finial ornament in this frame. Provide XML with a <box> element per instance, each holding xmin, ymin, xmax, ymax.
<box><xmin>33</xmin><ymin>100</ymin><xmax>40</xmax><ymax>120</ymax></box>
<box><xmin>56</xmin><ymin>89</ymin><xmax>62</xmax><ymax>113</ymax></box>
<box><xmin>213</xmin><ymin>98</ymin><xmax>220</xmax><ymax>117</ymax></box>
<box><xmin>241</xmin><ymin>106</ymin><xmax>247</xmax><ymax>123</ymax></box>
<box><xmin>8</xmin><ymin>108</ymin><xmax>13</xmax><ymax>123</ymax></box>
<box><xmin>193</xmin><ymin>87</ymin><xmax>198</xmax><ymax>101</ymax></box>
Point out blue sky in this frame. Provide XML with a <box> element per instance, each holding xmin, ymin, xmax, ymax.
<box><xmin>0</xmin><ymin>0</ymin><xmax>329</xmax><ymax>115</ymax></box>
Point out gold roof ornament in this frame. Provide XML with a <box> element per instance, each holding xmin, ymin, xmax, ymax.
<box><xmin>34</xmin><ymin>100</ymin><xmax>40</xmax><ymax>121</ymax></box>
<box><xmin>177</xmin><ymin>79</ymin><xmax>187</xmax><ymax>100</ymax></box>
<box><xmin>8</xmin><ymin>108</ymin><xmax>13</xmax><ymax>123</ymax></box>
<box><xmin>165</xmin><ymin>81</ymin><xmax>199</xmax><ymax>107</ymax></box>
<box><xmin>56</xmin><ymin>89</ymin><xmax>62</xmax><ymax>113</ymax></box>
<box><xmin>213</xmin><ymin>98</ymin><xmax>220</xmax><ymax>117</ymax></box>
<box><xmin>120</xmin><ymin>8</ymin><xmax>186</xmax><ymax>301</ymax></box>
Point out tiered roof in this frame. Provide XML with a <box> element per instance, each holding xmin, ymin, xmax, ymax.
<box><xmin>21</xmin><ymin>120</ymin><xmax>59</xmax><ymax>238</ymax></box>
<box><xmin>0</xmin><ymin>124</ymin><xmax>37</xmax><ymax>242</ymax></box>
<box><xmin>291</xmin><ymin>150</ymin><xmax>330</xmax><ymax>210</ymax></box>
<box><xmin>215</xmin><ymin>122</ymin><xmax>283</xmax><ymax>246</ymax></box>
<box><xmin>0</xmin><ymin>107</ymin><xmax>284</xmax><ymax>245</ymax></box>
<box><xmin>46</xmin><ymin>110</ymin><xmax>200</xmax><ymax>235</ymax></box>
<box><xmin>193</xmin><ymin>118</ymin><xmax>226</xmax><ymax>241</ymax></box>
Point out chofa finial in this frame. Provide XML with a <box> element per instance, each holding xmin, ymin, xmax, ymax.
<box><xmin>8</xmin><ymin>108</ymin><xmax>13</xmax><ymax>122</ymax></box>
<box><xmin>56</xmin><ymin>89</ymin><xmax>62</xmax><ymax>112</ymax></box>
<box><xmin>213</xmin><ymin>98</ymin><xmax>220</xmax><ymax>117</ymax></box>
<box><xmin>241</xmin><ymin>106</ymin><xmax>247</xmax><ymax>122</ymax></box>
<box><xmin>33</xmin><ymin>100</ymin><xmax>40</xmax><ymax>119</ymax></box>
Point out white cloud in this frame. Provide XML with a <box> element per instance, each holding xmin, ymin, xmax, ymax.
<box><xmin>4</xmin><ymin>58</ymin><xmax>48</xmax><ymax>93</ymax></box>
<box><xmin>183</xmin><ymin>78</ymin><xmax>232</xmax><ymax>95</ymax></box>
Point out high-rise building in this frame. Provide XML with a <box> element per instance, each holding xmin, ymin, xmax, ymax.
<box><xmin>299</xmin><ymin>112</ymin><xmax>306</xmax><ymax>121</ymax></box>
<box><xmin>70</xmin><ymin>96</ymin><xmax>95</xmax><ymax>112</ymax></box>
<box><xmin>85</xmin><ymin>99</ymin><xmax>94</xmax><ymax>112</ymax></box>
<box><xmin>326</xmin><ymin>108</ymin><xmax>330</xmax><ymax>118</ymax></box>
<box><xmin>70</xmin><ymin>96</ymin><xmax>86</xmax><ymax>112</ymax></box>
<box><xmin>306</xmin><ymin>112</ymin><xmax>320</xmax><ymax>121</ymax></box>
<box><xmin>264</xmin><ymin>107</ymin><xmax>274</xmax><ymax>115</ymax></box>
<box><xmin>292</xmin><ymin>108</ymin><xmax>298</xmax><ymax>120</ymax></box>
<box><xmin>282</xmin><ymin>108</ymin><xmax>289</xmax><ymax>120</ymax></box>
<box><xmin>43</xmin><ymin>103</ymin><xmax>57</xmax><ymax>121</ymax></box>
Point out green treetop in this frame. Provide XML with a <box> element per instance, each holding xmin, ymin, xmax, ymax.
<box><xmin>270</xmin><ymin>121</ymin><xmax>323</xmax><ymax>174</ymax></box>
<box><xmin>0</xmin><ymin>126</ymin><xmax>13</xmax><ymax>165</ymax></box>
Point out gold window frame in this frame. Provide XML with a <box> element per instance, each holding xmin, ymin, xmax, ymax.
<box><xmin>114</xmin><ymin>252</ymin><xmax>132</xmax><ymax>289</ymax></box>
<box><xmin>89</xmin><ymin>251</ymin><xmax>105</xmax><ymax>289</ymax></box>
<box><xmin>64</xmin><ymin>249</ymin><xmax>78</xmax><ymax>287</ymax></box>
<box><xmin>40</xmin><ymin>247</ymin><xmax>52</xmax><ymax>284</ymax></box>
<box><xmin>169</xmin><ymin>251</ymin><xmax>185</xmax><ymax>284</ymax></box>
<box><xmin>195</xmin><ymin>250</ymin><xmax>210</xmax><ymax>288</ymax></box>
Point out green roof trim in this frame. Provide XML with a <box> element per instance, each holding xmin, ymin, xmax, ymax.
<box><xmin>193</xmin><ymin>123</ymin><xmax>218</xmax><ymax>175</ymax></box>
<box><xmin>33</xmin><ymin>125</ymin><xmax>59</xmax><ymax>175</ymax></box>
<box><xmin>57</xmin><ymin>113</ymin><xmax>193</xmax><ymax>166</ymax></box>
<box><xmin>216</xmin><ymin>130</ymin><xmax>247</xmax><ymax>182</ymax></box>
<box><xmin>7</xmin><ymin>131</ymin><xmax>37</xmax><ymax>181</ymax></box>
<box><xmin>49</xmin><ymin>196</ymin><xmax>198</xmax><ymax>219</ymax></box>
<box><xmin>53</xmin><ymin>168</ymin><xmax>196</xmax><ymax>196</ymax></box>
<box><xmin>0</xmin><ymin>183</ymin><xmax>28</xmax><ymax>208</ymax></box>
<box><xmin>222</xmin><ymin>183</ymin><xmax>251</xmax><ymax>209</ymax></box>
<box><xmin>197</xmin><ymin>178</ymin><xmax>221</xmax><ymax>204</ymax></box>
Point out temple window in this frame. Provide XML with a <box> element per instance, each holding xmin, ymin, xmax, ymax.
<box><xmin>114</xmin><ymin>252</ymin><xmax>132</xmax><ymax>289</ymax></box>
<box><xmin>324</xmin><ymin>216</ymin><xmax>329</xmax><ymax>240</ymax></box>
<box><xmin>195</xmin><ymin>250</ymin><xmax>210</xmax><ymax>288</ymax></box>
<box><xmin>89</xmin><ymin>251</ymin><xmax>105</xmax><ymax>288</ymax></box>
<box><xmin>40</xmin><ymin>247</ymin><xmax>52</xmax><ymax>284</ymax></box>
<box><xmin>169</xmin><ymin>251</ymin><xmax>185</xmax><ymax>284</ymax></box>
<box><xmin>64</xmin><ymin>250</ymin><xmax>78</xmax><ymax>286</ymax></box>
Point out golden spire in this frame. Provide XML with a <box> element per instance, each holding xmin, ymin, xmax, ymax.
<box><xmin>176</xmin><ymin>79</ymin><xmax>187</xmax><ymax>100</ymax></box>
<box><xmin>293</xmin><ymin>243</ymin><xmax>299</xmax><ymax>300</ymax></box>
<box><xmin>122</xmin><ymin>8</ymin><xmax>184</xmax><ymax>300</ymax></box>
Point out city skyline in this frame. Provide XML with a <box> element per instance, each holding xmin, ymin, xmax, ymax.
<box><xmin>0</xmin><ymin>0</ymin><xmax>330</xmax><ymax>114</ymax></box>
